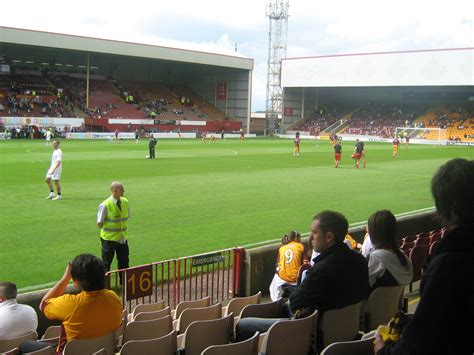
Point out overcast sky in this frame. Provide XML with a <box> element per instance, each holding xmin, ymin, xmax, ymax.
<box><xmin>1</xmin><ymin>0</ymin><xmax>473</xmax><ymax>111</ymax></box>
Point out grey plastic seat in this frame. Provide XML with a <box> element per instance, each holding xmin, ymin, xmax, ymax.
<box><xmin>119</xmin><ymin>330</ymin><xmax>177</xmax><ymax>355</ymax></box>
<box><xmin>201</xmin><ymin>331</ymin><xmax>259</xmax><ymax>355</ymax></box>
<box><xmin>320</xmin><ymin>336</ymin><xmax>375</xmax><ymax>355</ymax></box>
<box><xmin>363</xmin><ymin>285</ymin><xmax>404</xmax><ymax>332</ymax></box>
<box><xmin>0</xmin><ymin>331</ymin><xmax>37</xmax><ymax>353</ymax></box>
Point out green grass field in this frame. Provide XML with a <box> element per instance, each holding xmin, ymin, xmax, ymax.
<box><xmin>0</xmin><ymin>138</ymin><xmax>472</xmax><ymax>290</ymax></box>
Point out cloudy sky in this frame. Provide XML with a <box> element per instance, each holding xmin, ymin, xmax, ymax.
<box><xmin>1</xmin><ymin>0</ymin><xmax>472</xmax><ymax>111</ymax></box>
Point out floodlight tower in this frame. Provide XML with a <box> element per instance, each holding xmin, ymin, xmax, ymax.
<box><xmin>265</xmin><ymin>0</ymin><xmax>289</xmax><ymax>135</ymax></box>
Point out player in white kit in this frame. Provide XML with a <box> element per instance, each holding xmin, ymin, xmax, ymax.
<box><xmin>45</xmin><ymin>140</ymin><xmax>63</xmax><ymax>200</ymax></box>
<box><xmin>45</xmin><ymin>129</ymin><xmax>52</xmax><ymax>146</ymax></box>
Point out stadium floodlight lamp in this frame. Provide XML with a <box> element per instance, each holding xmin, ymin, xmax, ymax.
<box><xmin>90</xmin><ymin>66</ymin><xmax>99</xmax><ymax>69</ymax></box>
<box><xmin>25</xmin><ymin>60</ymin><xmax>35</xmax><ymax>64</ymax></box>
<box><xmin>77</xmin><ymin>65</ymin><xmax>86</xmax><ymax>68</ymax></box>
<box><xmin>66</xmin><ymin>64</ymin><xmax>74</xmax><ymax>67</ymax></box>
<box><xmin>55</xmin><ymin>63</ymin><xmax>63</xmax><ymax>66</ymax></box>
<box><xmin>41</xmin><ymin>62</ymin><xmax>50</xmax><ymax>65</ymax></box>
<box><xmin>12</xmin><ymin>59</ymin><xmax>22</xmax><ymax>63</ymax></box>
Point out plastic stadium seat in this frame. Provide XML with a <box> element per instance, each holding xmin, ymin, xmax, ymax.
<box><xmin>0</xmin><ymin>331</ymin><xmax>37</xmax><ymax>353</ymax></box>
<box><xmin>133</xmin><ymin>306</ymin><xmax>171</xmax><ymax>321</ymax></box>
<box><xmin>23</xmin><ymin>347</ymin><xmax>55</xmax><ymax>355</ymax></box>
<box><xmin>178</xmin><ymin>314</ymin><xmax>234</xmax><ymax>355</ymax></box>
<box><xmin>414</xmin><ymin>236</ymin><xmax>430</xmax><ymax>246</ymax></box>
<box><xmin>259</xmin><ymin>311</ymin><xmax>318</xmax><ymax>355</ymax></box>
<box><xmin>240</xmin><ymin>299</ymin><xmax>286</xmax><ymax>320</ymax></box>
<box><xmin>40</xmin><ymin>325</ymin><xmax>61</xmax><ymax>343</ymax></box>
<box><xmin>362</xmin><ymin>285</ymin><xmax>404</xmax><ymax>332</ymax></box>
<box><xmin>122</xmin><ymin>315</ymin><xmax>173</xmax><ymax>344</ymax></box>
<box><xmin>223</xmin><ymin>292</ymin><xmax>261</xmax><ymax>318</ymax></box>
<box><xmin>317</xmin><ymin>302</ymin><xmax>363</xmax><ymax>353</ymax></box>
<box><xmin>128</xmin><ymin>300</ymin><xmax>165</xmax><ymax>321</ymax></box>
<box><xmin>320</xmin><ymin>336</ymin><xmax>375</xmax><ymax>355</ymax></box>
<box><xmin>175</xmin><ymin>303</ymin><xmax>222</xmax><ymax>334</ymax></box>
<box><xmin>119</xmin><ymin>330</ymin><xmax>177</xmax><ymax>355</ymax></box>
<box><xmin>201</xmin><ymin>331</ymin><xmax>260</xmax><ymax>355</ymax></box>
<box><xmin>62</xmin><ymin>331</ymin><xmax>115</xmax><ymax>355</ymax></box>
<box><xmin>171</xmin><ymin>296</ymin><xmax>210</xmax><ymax>320</ymax></box>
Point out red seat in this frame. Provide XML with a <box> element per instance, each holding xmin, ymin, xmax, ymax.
<box><xmin>414</xmin><ymin>236</ymin><xmax>430</xmax><ymax>246</ymax></box>
<box><xmin>409</xmin><ymin>245</ymin><xmax>430</xmax><ymax>290</ymax></box>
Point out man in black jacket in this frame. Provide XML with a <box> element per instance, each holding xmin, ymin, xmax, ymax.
<box><xmin>375</xmin><ymin>158</ymin><xmax>474</xmax><ymax>355</ymax></box>
<box><xmin>236</xmin><ymin>210</ymin><xmax>369</xmax><ymax>341</ymax></box>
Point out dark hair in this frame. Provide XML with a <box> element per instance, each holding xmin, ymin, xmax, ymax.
<box><xmin>368</xmin><ymin>210</ymin><xmax>408</xmax><ymax>267</ymax></box>
<box><xmin>282</xmin><ymin>230</ymin><xmax>301</xmax><ymax>244</ymax></box>
<box><xmin>70</xmin><ymin>254</ymin><xmax>106</xmax><ymax>291</ymax></box>
<box><xmin>313</xmin><ymin>210</ymin><xmax>348</xmax><ymax>242</ymax></box>
<box><xmin>431</xmin><ymin>158</ymin><xmax>474</xmax><ymax>227</ymax></box>
<box><xmin>0</xmin><ymin>282</ymin><xmax>17</xmax><ymax>299</ymax></box>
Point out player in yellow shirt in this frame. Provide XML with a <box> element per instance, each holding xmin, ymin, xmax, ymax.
<box><xmin>392</xmin><ymin>137</ymin><xmax>400</xmax><ymax>158</ymax></box>
<box><xmin>269</xmin><ymin>231</ymin><xmax>306</xmax><ymax>301</ymax></box>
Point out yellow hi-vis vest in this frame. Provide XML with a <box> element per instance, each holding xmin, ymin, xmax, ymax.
<box><xmin>100</xmin><ymin>197</ymin><xmax>129</xmax><ymax>242</ymax></box>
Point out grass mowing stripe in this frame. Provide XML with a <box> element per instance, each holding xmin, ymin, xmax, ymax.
<box><xmin>0</xmin><ymin>139</ymin><xmax>472</xmax><ymax>287</ymax></box>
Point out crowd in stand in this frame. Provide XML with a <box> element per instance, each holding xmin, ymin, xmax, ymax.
<box><xmin>1</xmin><ymin>158</ymin><xmax>472</xmax><ymax>354</ymax></box>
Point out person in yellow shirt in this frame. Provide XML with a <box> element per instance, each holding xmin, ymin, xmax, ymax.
<box><xmin>269</xmin><ymin>231</ymin><xmax>306</xmax><ymax>301</ymax></box>
<box><xmin>21</xmin><ymin>254</ymin><xmax>123</xmax><ymax>354</ymax></box>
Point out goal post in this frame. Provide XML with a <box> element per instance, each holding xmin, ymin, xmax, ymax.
<box><xmin>395</xmin><ymin>127</ymin><xmax>447</xmax><ymax>144</ymax></box>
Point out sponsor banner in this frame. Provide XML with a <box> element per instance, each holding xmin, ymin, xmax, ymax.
<box><xmin>109</xmin><ymin>119</ymin><xmax>154</xmax><ymax>125</ymax></box>
<box><xmin>279</xmin><ymin>134</ymin><xmax>449</xmax><ymax>145</ymax></box>
<box><xmin>151</xmin><ymin>133</ymin><xmax>196</xmax><ymax>139</ymax></box>
<box><xmin>1</xmin><ymin>117</ymin><xmax>84</xmax><ymax>128</ymax></box>
<box><xmin>66</xmin><ymin>132</ymin><xmax>135</xmax><ymax>140</ymax></box>
<box><xmin>216</xmin><ymin>82</ymin><xmax>227</xmax><ymax>100</ymax></box>
<box><xmin>178</xmin><ymin>120</ymin><xmax>207</xmax><ymax>126</ymax></box>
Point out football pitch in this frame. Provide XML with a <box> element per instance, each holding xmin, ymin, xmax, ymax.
<box><xmin>0</xmin><ymin>138</ymin><xmax>472</xmax><ymax>290</ymax></box>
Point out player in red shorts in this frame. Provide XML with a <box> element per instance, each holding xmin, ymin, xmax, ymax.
<box><xmin>352</xmin><ymin>139</ymin><xmax>363</xmax><ymax>168</ymax></box>
<box><xmin>334</xmin><ymin>141</ymin><xmax>342</xmax><ymax>168</ymax></box>
<box><xmin>293</xmin><ymin>132</ymin><xmax>301</xmax><ymax>157</ymax></box>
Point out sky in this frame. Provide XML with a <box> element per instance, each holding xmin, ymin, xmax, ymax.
<box><xmin>1</xmin><ymin>0</ymin><xmax>473</xmax><ymax>111</ymax></box>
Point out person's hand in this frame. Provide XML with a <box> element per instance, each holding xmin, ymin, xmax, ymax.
<box><xmin>62</xmin><ymin>261</ymin><xmax>72</xmax><ymax>281</ymax></box>
<box><xmin>373</xmin><ymin>331</ymin><xmax>386</xmax><ymax>353</ymax></box>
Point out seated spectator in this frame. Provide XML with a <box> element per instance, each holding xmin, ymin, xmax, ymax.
<box><xmin>375</xmin><ymin>158</ymin><xmax>474</xmax><ymax>354</ymax></box>
<box><xmin>269</xmin><ymin>231</ymin><xmax>306</xmax><ymax>301</ymax></box>
<box><xmin>21</xmin><ymin>254</ymin><xmax>122</xmax><ymax>353</ymax></box>
<box><xmin>0</xmin><ymin>282</ymin><xmax>38</xmax><ymax>340</ymax></box>
<box><xmin>360</xmin><ymin>226</ymin><xmax>375</xmax><ymax>257</ymax></box>
<box><xmin>366</xmin><ymin>210</ymin><xmax>413</xmax><ymax>291</ymax></box>
<box><xmin>236</xmin><ymin>211</ymin><xmax>369</xmax><ymax>341</ymax></box>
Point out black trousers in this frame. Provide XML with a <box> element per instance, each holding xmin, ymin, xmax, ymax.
<box><xmin>149</xmin><ymin>147</ymin><xmax>155</xmax><ymax>159</ymax></box>
<box><xmin>101</xmin><ymin>238</ymin><xmax>129</xmax><ymax>273</ymax></box>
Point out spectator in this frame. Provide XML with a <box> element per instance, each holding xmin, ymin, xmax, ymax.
<box><xmin>268</xmin><ymin>231</ymin><xmax>306</xmax><ymax>301</ymax></box>
<box><xmin>22</xmin><ymin>254</ymin><xmax>122</xmax><ymax>353</ymax></box>
<box><xmin>375</xmin><ymin>158</ymin><xmax>474</xmax><ymax>354</ymax></box>
<box><xmin>236</xmin><ymin>211</ymin><xmax>369</xmax><ymax>341</ymax></box>
<box><xmin>0</xmin><ymin>282</ymin><xmax>38</xmax><ymax>340</ymax></box>
<box><xmin>366</xmin><ymin>210</ymin><xmax>413</xmax><ymax>291</ymax></box>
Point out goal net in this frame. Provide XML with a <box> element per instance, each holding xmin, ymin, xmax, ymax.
<box><xmin>395</xmin><ymin>127</ymin><xmax>447</xmax><ymax>144</ymax></box>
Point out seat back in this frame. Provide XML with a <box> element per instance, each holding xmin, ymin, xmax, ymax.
<box><xmin>320</xmin><ymin>337</ymin><xmax>375</xmax><ymax>355</ymax></box>
<box><xmin>260</xmin><ymin>311</ymin><xmax>318</xmax><ymax>355</ymax></box>
<box><xmin>409</xmin><ymin>245</ymin><xmax>429</xmax><ymax>283</ymax></box>
<box><xmin>23</xmin><ymin>347</ymin><xmax>55</xmax><ymax>355</ymax></box>
<box><xmin>201</xmin><ymin>331</ymin><xmax>259</xmax><ymax>355</ymax></box>
<box><xmin>224</xmin><ymin>292</ymin><xmax>261</xmax><ymax>317</ymax></box>
<box><xmin>363</xmin><ymin>285</ymin><xmax>404</xmax><ymax>332</ymax></box>
<box><xmin>133</xmin><ymin>306</ymin><xmax>171</xmax><ymax>321</ymax></box>
<box><xmin>240</xmin><ymin>299</ymin><xmax>285</xmax><ymax>319</ymax></box>
<box><xmin>183</xmin><ymin>314</ymin><xmax>234</xmax><ymax>355</ymax></box>
<box><xmin>129</xmin><ymin>300</ymin><xmax>165</xmax><ymax>321</ymax></box>
<box><xmin>173</xmin><ymin>296</ymin><xmax>210</xmax><ymax>320</ymax></box>
<box><xmin>122</xmin><ymin>315</ymin><xmax>173</xmax><ymax>344</ymax></box>
<box><xmin>120</xmin><ymin>330</ymin><xmax>177</xmax><ymax>355</ymax></box>
<box><xmin>0</xmin><ymin>331</ymin><xmax>37</xmax><ymax>353</ymax></box>
<box><xmin>63</xmin><ymin>331</ymin><xmax>115</xmax><ymax>355</ymax></box>
<box><xmin>177</xmin><ymin>303</ymin><xmax>222</xmax><ymax>334</ymax></box>
<box><xmin>317</xmin><ymin>302</ymin><xmax>363</xmax><ymax>352</ymax></box>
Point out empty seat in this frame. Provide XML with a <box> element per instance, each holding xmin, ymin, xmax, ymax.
<box><xmin>133</xmin><ymin>306</ymin><xmax>171</xmax><ymax>321</ymax></box>
<box><xmin>259</xmin><ymin>311</ymin><xmax>318</xmax><ymax>355</ymax></box>
<box><xmin>362</xmin><ymin>285</ymin><xmax>404</xmax><ymax>332</ymax></box>
<box><xmin>178</xmin><ymin>314</ymin><xmax>234</xmax><ymax>355</ymax></box>
<box><xmin>240</xmin><ymin>299</ymin><xmax>286</xmax><ymax>319</ymax></box>
<box><xmin>223</xmin><ymin>292</ymin><xmax>261</xmax><ymax>318</ymax></box>
<box><xmin>201</xmin><ymin>331</ymin><xmax>260</xmax><ymax>355</ymax></box>
<box><xmin>320</xmin><ymin>336</ymin><xmax>375</xmax><ymax>355</ymax></box>
<box><xmin>122</xmin><ymin>315</ymin><xmax>173</xmax><ymax>344</ymax></box>
<box><xmin>175</xmin><ymin>303</ymin><xmax>222</xmax><ymax>334</ymax></box>
<box><xmin>119</xmin><ymin>330</ymin><xmax>177</xmax><ymax>355</ymax></box>
<box><xmin>172</xmin><ymin>296</ymin><xmax>210</xmax><ymax>319</ymax></box>
<box><xmin>23</xmin><ymin>347</ymin><xmax>55</xmax><ymax>355</ymax></box>
<box><xmin>128</xmin><ymin>300</ymin><xmax>165</xmax><ymax>321</ymax></box>
<box><xmin>40</xmin><ymin>325</ymin><xmax>61</xmax><ymax>343</ymax></box>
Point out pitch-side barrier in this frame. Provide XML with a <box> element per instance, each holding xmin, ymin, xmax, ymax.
<box><xmin>106</xmin><ymin>247</ymin><xmax>245</xmax><ymax>312</ymax></box>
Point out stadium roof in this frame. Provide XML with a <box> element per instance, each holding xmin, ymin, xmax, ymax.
<box><xmin>0</xmin><ymin>26</ymin><xmax>254</xmax><ymax>70</ymax></box>
<box><xmin>281</xmin><ymin>47</ymin><xmax>474</xmax><ymax>88</ymax></box>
